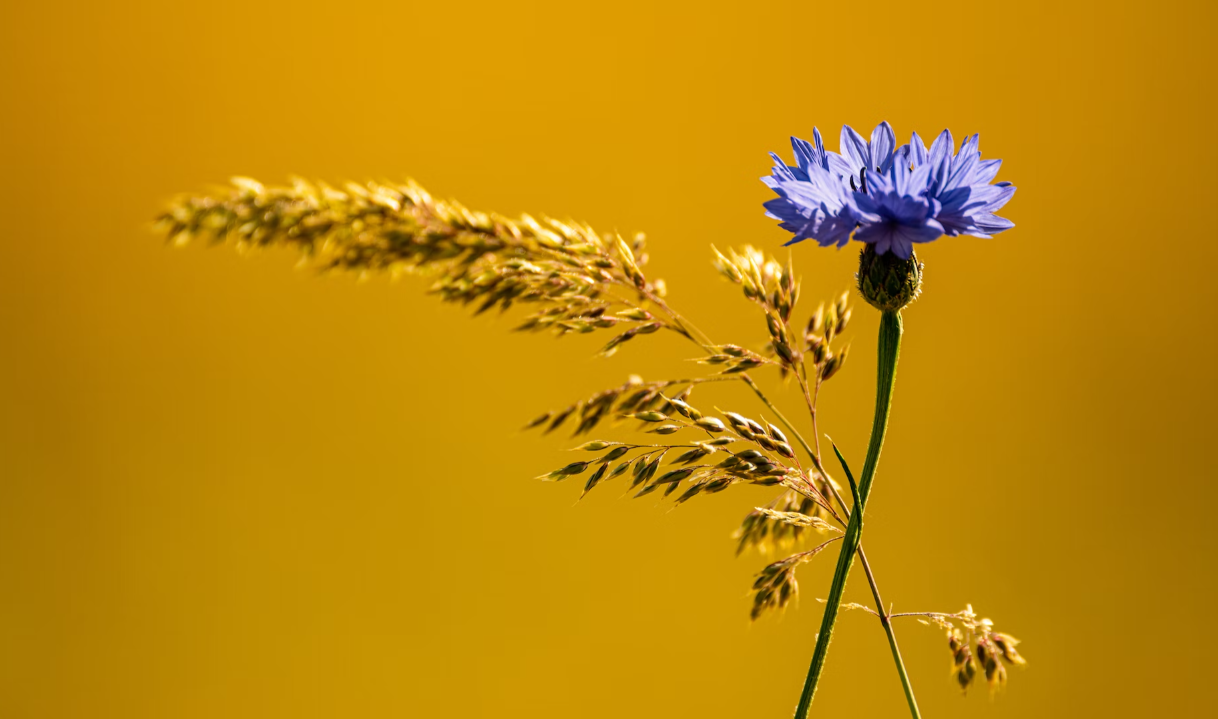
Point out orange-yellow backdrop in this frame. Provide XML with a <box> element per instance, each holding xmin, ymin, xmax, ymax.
<box><xmin>2</xmin><ymin>1</ymin><xmax>1215</xmax><ymax>717</ymax></box>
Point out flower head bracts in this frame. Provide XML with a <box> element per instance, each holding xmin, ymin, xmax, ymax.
<box><xmin>764</xmin><ymin>123</ymin><xmax>1016</xmax><ymax>258</ymax></box>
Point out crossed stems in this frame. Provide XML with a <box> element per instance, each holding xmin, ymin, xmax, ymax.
<box><xmin>627</xmin><ymin>288</ymin><xmax>920</xmax><ymax>719</ymax></box>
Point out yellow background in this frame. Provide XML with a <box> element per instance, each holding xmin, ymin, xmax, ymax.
<box><xmin>2</xmin><ymin>1</ymin><xmax>1215</xmax><ymax>716</ymax></box>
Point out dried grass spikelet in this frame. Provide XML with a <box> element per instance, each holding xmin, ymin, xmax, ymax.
<box><xmin>912</xmin><ymin>605</ymin><xmax>1026</xmax><ymax>694</ymax></box>
<box><xmin>949</xmin><ymin>627</ymin><xmax>978</xmax><ymax>690</ymax></box>
<box><xmin>752</xmin><ymin>507</ymin><xmax>838</xmax><ymax>532</ymax></box>
<box><xmin>156</xmin><ymin>177</ymin><xmax>680</xmax><ymax>354</ymax></box>
<box><xmin>713</xmin><ymin>245</ymin><xmax>801</xmax><ymax>375</ymax></box>
<box><xmin>713</xmin><ymin>245</ymin><xmax>798</xmax><ymax>322</ymax></box>
<box><xmin>712</xmin><ymin>245</ymin><xmax>854</xmax><ymax>388</ymax></box>
<box><xmin>524</xmin><ymin>376</ymin><xmax>714</xmax><ymax>437</ymax></box>
<box><xmin>534</xmin><ymin>399</ymin><xmax>836</xmax><ymax>513</ymax></box>
<box><xmin>749</xmin><ymin>537</ymin><xmax>842</xmax><ymax>621</ymax></box>
<box><xmin>734</xmin><ymin>490</ymin><xmax>836</xmax><ymax>556</ymax></box>
<box><xmin>804</xmin><ymin>290</ymin><xmax>853</xmax><ymax>383</ymax></box>
<box><xmin>696</xmin><ymin>343</ymin><xmax>774</xmax><ymax>375</ymax></box>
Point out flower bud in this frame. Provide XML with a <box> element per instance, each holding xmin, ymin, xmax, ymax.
<box><xmin>857</xmin><ymin>244</ymin><xmax>923</xmax><ymax>312</ymax></box>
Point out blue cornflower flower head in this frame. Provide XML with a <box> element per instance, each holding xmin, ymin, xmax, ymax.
<box><xmin>763</xmin><ymin>122</ymin><xmax>1016</xmax><ymax>259</ymax></box>
<box><xmin>851</xmin><ymin>160</ymin><xmax>942</xmax><ymax>259</ymax></box>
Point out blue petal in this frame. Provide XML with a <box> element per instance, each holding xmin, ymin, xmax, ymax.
<box><xmin>840</xmin><ymin>125</ymin><xmax>869</xmax><ymax>174</ymax></box>
<box><xmin>853</xmin><ymin>222</ymin><xmax>893</xmax><ymax>254</ymax></box>
<box><xmin>943</xmin><ymin>146</ymin><xmax>980</xmax><ymax>191</ymax></box>
<box><xmin>903</xmin><ymin>162</ymin><xmax>933</xmax><ymax>197</ymax></box>
<box><xmin>791</xmin><ymin>137</ymin><xmax>818</xmax><ymax>177</ymax></box>
<box><xmin>826</xmin><ymin>152</ymin><xmax>855</xmax><ymax>179</ymax></box>
<box><xmin>928</xmin><ymin>129</ymin><xmax>954</xmax><ymax>187</ymax></box>
<box><xmin>851</xmin><ymin>192</ymin><xmax>883</xmax><ymax>222</ymax></box>
<box><xmin>982</xmin><ymin>184</ymin><xmax>1016</xmax><ymax>212</ymax></box>
<box><xmin>766</xmin><ymin>152</ymin><xmax>800</xmax><ymax>182</ymax></box>
<box><xmin>871</xmin><ymin>121</ymin><xmax>896</xmax><ymax>172</ymax></box>
<box><xmin>812</xmin><ymin>127</ymin><xmax>826</xmax><ymax>159</ymax></box>
<box><xmin>908</xmin><ymin>132</ymin><xmax>929</xmax><ymax>166</ymax></box>
<box><xmin>975</xmin><ymin>158</ymin><xmax>1002</xmax><ymax>185</ymax></box>
<box><xmin>928</xmin><ymin>129</ymin><xmax>954</xmax><ymax>164</ymax></box>
<box><xmin>863</xmin><ymin>161</ymin><xmax>890</xmax><ymax>195</ymax></box>
<box><xmin>973</xmin><ymin>212</ymin><xmax>1015</xmax><ymax>234</ymax></box>
<box><xmin>906</xmin><ymin>218</ymin><xmax>945</xmax><ymax>243</ymax></box>
<box><xmin>762</xmin><ymin>197</ymin><xmax>804</xmax><ymax>222</ymax></box>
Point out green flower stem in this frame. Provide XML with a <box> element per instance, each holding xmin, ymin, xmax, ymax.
<box><xmin>794</xmin><ymin>310</ymin><xmax>903</xmax><ymax>718</ymax></box>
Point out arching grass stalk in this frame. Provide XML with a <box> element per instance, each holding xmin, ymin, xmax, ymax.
<box><xmin>794</xmin><ymin>309</ymin><xmax>903</xmax><ymax>718</ymax></box>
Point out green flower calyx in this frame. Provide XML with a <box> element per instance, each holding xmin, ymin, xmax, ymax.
<box><xmin>857</xmin><ymin>245</ymin><xmax>923</xmax><ymax>312</ymax></box>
